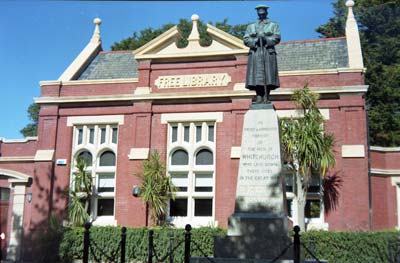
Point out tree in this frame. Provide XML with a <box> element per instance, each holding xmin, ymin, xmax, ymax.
<box><xmin>111</xmin><ymin>18</ymin><xmax>247</xmax><ymax>51</ymax></box>
<box><xmin>280</xmin><ymin>86</ymin><xmax>336</xmax><ymax>230</ymax></box>
<box><xmin>135</xmin><ymin>151</ymin><xmax>177</xmax><ymax>226</ymax></box>
<box><xmin>68</xmin><ymin>157</ymin><xmax>93</xmax><ymax>226</ymax></box>
<box><xmin>317</xmin><ymin>0</ymin><xmax>400</xmax><ymax>146</ymax></box>
<box><xmin>20</xmin><ymin>103</ymin><xmax>39</xmax><ymax>137</ymax></box>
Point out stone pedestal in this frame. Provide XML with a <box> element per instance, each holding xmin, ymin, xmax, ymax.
<box><xmin>214</xmin><ymin>105</ymin><xmax>292</xmax><ymax>260</ymax></box>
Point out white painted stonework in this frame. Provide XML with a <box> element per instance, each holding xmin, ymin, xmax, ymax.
<box><xmin>345</xmin><ymin>0</ymin><xmax>364</xmax><ymax>69</ymax></box>
<box><xmin>59</xmin><ymin>18</ymin><xmax>103</xmax><ymax>81</ymax></box>
<box><xmin>34</xmin><ymin>149</ymin><xmax>55</xmax><ymax>161</ymax></box>
<box><xmin>155</xmin><ymin>73</ymin><xmax>231</xmax><ymax>89</ymax></box>
<box><xmin>230</xmin><ymin>147</ymin><xmax>241</xmax><ymax>159</ymax></box>
<box><xmin>128</xmin><ymin>148</ymin><xmax>150</xmax><ymax>160</ymax></box>
<box><xmin>67</xmin><ymin>115</ymin><xmax>124</xmax><ymax>126</ymax></box>
<box><xmin>161</xmin><ymin>112</ymin><xmax>223</xmax><ymax>124</ymax></box>
<box><xmin>341</xmin><ymin>145</ymin><xmax>365</xmax><ymax>158</ymax></box>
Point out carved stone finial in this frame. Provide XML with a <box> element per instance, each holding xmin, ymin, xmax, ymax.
<box><xmin>91</xmin><ymin>17</ymin><xmax>102</xmax><ymax>42</ymax></box>
<box><xmin>188</xmin><ymin>14</ymin><xmax>200</xmax><ymax>42</ymax></box>
<box><xmin>345</xmin><ymin>0</ymin><xmax>364</xmax><ymax>69</ymax></box>
<box><xmin>346</xmin><ymin>0</ymin><xmax>355</xmax><ymax>7</ymax></box>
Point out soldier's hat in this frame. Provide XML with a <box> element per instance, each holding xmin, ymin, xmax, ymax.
<box><xmin>255</xmin><ymin>4</ymin><xmax>269</xmax><ymax>10</ymax></box>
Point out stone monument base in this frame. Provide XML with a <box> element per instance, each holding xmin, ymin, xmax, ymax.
<box><xmin>214</xmin><ymin>213</ymin><xmax>292</xmax><ymax>260</ymax></box>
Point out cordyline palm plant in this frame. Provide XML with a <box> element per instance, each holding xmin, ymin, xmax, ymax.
<box><xmin>280</xmin><ymin>85</ymin><xmax>336</xmax><ymax>230</ymax></box>
<box><xmin>68</xmin><ymin>157</ymin><xmax>93</xmax><ymax>226</ymax></box>
<box><xmin>136</xmin><ymin>151</ymin><xmax>177</xmax><ymax>226</ymax></box>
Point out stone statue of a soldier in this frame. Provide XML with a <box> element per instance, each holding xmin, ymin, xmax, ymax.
<box><xmin>244</xmin><ymin>5</ymin><xmax>281</xmax><ymax>104</ymax></box>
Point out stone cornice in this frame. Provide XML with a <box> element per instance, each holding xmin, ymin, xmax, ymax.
<box><xmin>370</xmin><ymin>146</ymin><xmax>400</xmax><ymax>152</ymax></box>
<box><xmin>0</xmin><ymin>137</ymin><xmax>38</xmax><ymax>143</ymax></box>
<box><xmin>40</xmin><ymin>78</ymin><xmax>138</xmax><ymax>86</ymax></box>
<box><xmin>371</xmin><ymin>169</ymin><xmax>400</xmax><ymax>176</ymax></box>
<box><xmin>0</xmin><ymin>156</ymin><xmax>35</xmax><ymax>162</ymax></box>
<box><xmin>34</xmin><ymin>85</ymin><xmax>368</xmax><ymax>105</ymax></box>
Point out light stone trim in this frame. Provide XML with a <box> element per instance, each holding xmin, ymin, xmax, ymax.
<box><xmin>0</xmin><ymin>137</ymin><xmax>38</xmax><ymax>143</ymax></box>
<box><xmin>7</xmin><ymin>184</ymin><xmax>26</xmax><ymax>261</ymax></box>
<box><xmin>34</xmin><ymin>85</ymin><xmax>368</xmax><ymax>105</ymax></box>
<box><xmin>161</xmin><ymin>112</ymin><xmax>223</xmax><ymax>124</ymax></box>
<box><xmin>128</xmin><ymin>148</ymin><xmax>150</xmax><ymax>160</ymax></box>
<box><xmin>233</xmin><ymin>83</ymin><xmax>246</xmax><ymax>91</ymax></box>
<box><xmin>134</xmin><ymin>87</ymin><xmax>151</xmax><ymax>95</ymax></box>
<box><xmin>58</xmin><ymin>19</ymin><xmax>102</xmax><ymax>81</ymax></box>
<box><xmin>67</xmin><ymin>115</ymin><xmax>124</xmax><ymax>126</ymax></box>
<box><xmin>0</xmin><ymin>169</ymin><xmax>32</xmax><ymax>261</ymax></box>
<box><xmin>279</xmin><ymin>68</ymin><xmax>365</xmax><ymax>76</ymax></box>
<box><xmin>230</xmin><ymin>147</ymin><xmax>241</xmax><ymax>159</ymax></box>
<box><xmin>370</xmin><ymin>146</ymin><xmax>400</xmax><ymax>152</ymax></box>
<box><xmin>0</xmin><ymin>168</ymin><xmax>32</xmax><ymax>183</ymax></box>
<box><xmin>155</xmin><ymin>73</ymin><xmax>231</xmax><ymax>89</ymax></box>
<box><xmin>40</xmin><ymin>79</ymin><xmax>139</xmax><ymax>86</ymax></box>
<box><xmin>277</xmin><ymin>109</ymin><xmax>330</xmax><ymax>120</ymax></box>
<box><xmin>371</xmin><ymin>169</ymin><xmax>400</xmax><ymax>177</ymax></box>
<box><xmin>134</xmin><ymin>16</ymin><xmax>248</xmax><ymax>61</ymax></box>
<box><xmin>345</xmin><ymin>0</ymin><xmax>364</xmax><ymax>69</ymax></box>
<box><xmin>34</xmin><ymin>150</ymin><xmax>55</xmax><ymax>161</ymax></box>
<box><xmin>341</xmin><ymin>145</ymin><xmax>365</xmax><ymax>158</ymax></box>
<box><xmin>0</xmin><ymin>156</ymin><xmax>35</xmax><ymax>163</ymax></box>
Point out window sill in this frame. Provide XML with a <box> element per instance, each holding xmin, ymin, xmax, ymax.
<box><xmin>168</xmin><ymin>216</ymin><xmax>217</xmax><ymax>228</ymax></box>
<box><xmin>92</xmin><ymin>216</ymin><xmax>117</xmax><ymax>226</ymax></box>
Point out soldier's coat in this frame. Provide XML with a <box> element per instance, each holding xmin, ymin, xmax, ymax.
<box><xmin>244</xmin><ymin>19</ymin><xmax>281</xmax><ymax>90</ymax></box>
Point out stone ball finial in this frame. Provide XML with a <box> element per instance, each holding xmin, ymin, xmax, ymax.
<box><xmin>93</xmin><ymin>18</ymin><xmax>102</xmax><ymax>25</ymax></box>
<box><xmin>346</xmin><ymin>0</ymin><xmax>355</xmax><ymax>7</ymax></box>
<box><xmin>191</xmin><ymin>14</ymin><xmax>199</xmax><ymax>21</ymax></box>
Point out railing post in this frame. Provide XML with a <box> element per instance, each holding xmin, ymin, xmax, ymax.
<box><xmin>83</xmin><ymin>222</ymin><xmax>91</xmax><ymax>263</ymax></box>
<box><xmin>293</xmin><ymin>225</ymin><xmax>301</xmax><ymax>263</ymax></box>
<box><xmin>121</xmin><ymin>227</ymin><xmax>127</xmax><ymax>263</ymax></box>
<box><xmin>169</xmin><ymin>231</ymin><xmax>174</xmax><ymax>263</ymax></box>
<box><xmin>148</xmin><ymin>230</ymin><xmax>154</xmax><ymax>263</ymax></box>
<box><xmin>184</xmin><ymin>224</ymin><xmax>192</xmax><ymax>263</ymax></box>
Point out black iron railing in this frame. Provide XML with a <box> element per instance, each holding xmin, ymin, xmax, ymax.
<box><xmin>82</xmin><ymin>223</ymin><xmax>324</xmax><ymax>263</ymax></box>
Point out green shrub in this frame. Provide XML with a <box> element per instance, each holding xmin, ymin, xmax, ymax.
<box><xmin>59</xmin><ymin>226</ymin><xmax>400</xmax><ymax>263</ymax></box>
<box><xmin>301</xmin><ymin>230</ymin><xmax>400</xmax><ymax>263</ymax></box>
<box><xmin>59</xmin><ymin>225</ymin><xmax>226</xmax><ymax>263</ymax></box>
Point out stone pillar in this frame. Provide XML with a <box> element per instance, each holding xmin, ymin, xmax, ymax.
<box><xmin>7</xmin><ymin>183</ymin><xmax>26</xmax><ymax>261</ymax></box>
<box><xmin>214</xmin><ymin>105</ymin><xmax>291</xmax><ymax>260</ymax></box>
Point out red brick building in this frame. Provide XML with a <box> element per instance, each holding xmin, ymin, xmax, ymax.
<box><xmin>1</xmin><ymin>3</ymin><xmax>399</xmax><ymax>262</ymax></box>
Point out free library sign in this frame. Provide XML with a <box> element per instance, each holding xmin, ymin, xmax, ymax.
<box><xmin>155</xmin><ymin>73</ymin><xmax>231</xmax><ymax>89</ymax></box>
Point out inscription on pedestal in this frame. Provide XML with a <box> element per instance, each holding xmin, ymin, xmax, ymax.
<box><xmin>235</xmin><ymin>109</ymin><xmax>283</xmax><ymax>214</ymax></box>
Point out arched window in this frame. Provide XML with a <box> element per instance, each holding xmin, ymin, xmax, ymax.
<box><xmin>77</xmin><ymin>151</ymin><xmax>93</xmax><ymax>166</ymax></box>
<box><xmin>99</xmin><ymin>151</ymin><xmax>116</xmax><ymax>166</ymax></box>
<box><xmin>171</xmin><ymin>149</ymin><xmax>188</xmax><ymax>165</ymax></box>
<box><xmin>196</xmin><ymin>149</ymin><xmax>213</xmax><ymax>165</ymax></box>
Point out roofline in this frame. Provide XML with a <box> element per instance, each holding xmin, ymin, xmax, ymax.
<box><xmin>280</xmin><ymin>36</ymin><xmax>346</xmax><ymax>45</ymax></box>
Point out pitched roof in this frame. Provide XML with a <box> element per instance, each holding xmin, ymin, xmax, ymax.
<box><xmin>277</xmin><ymin>37</ymin><xmax>348</xmax><ymax>71</ymax></box>
<box><xmin>76</xmin><ymin>51</ymin><xmax>138</xmax><ymax>80</ymax></box>
<box><xmin>75</xmin><ymin>38</ymin><xmax>348</xmax><ymax>80</ymax></box>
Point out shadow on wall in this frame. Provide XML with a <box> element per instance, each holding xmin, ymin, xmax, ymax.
<box><xmin>20</xmin><ymin>165</ymin><xmax>68</xmax><ymax>263</ymax></box>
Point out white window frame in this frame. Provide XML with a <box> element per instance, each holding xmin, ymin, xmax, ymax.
<box><xmin>167</xmin><ymin>121</ymin><xmax>216</xmax><ymax>227</ymax></box>
<box><xmin>284</xmin><ymin>169</ymin><xmax>327</xmax><ymax>230</ymax></box>
<box><xmin>70</xmin><ymin>124</ymin><xmax>118</xmax><ymax>226</ymax></box>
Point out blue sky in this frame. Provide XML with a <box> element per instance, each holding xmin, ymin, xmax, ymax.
<box><xmin>0</xmin><ymin>0</ymin><xmax>336</xmax><ymax>139</ymax></box>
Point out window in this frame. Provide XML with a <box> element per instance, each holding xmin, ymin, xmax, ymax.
<box><xmin>0</xmin><ymin>187</ymin><xmax>10</xmax><ymax>201</ymax></box>
<box><xmin>78</xmin><ymin>151</ymin><xmax>93</xmax><ymax>166</ymax></box>
<box><xmin>71</xmin><ymin>124</ymin><xmax>118</xmax><ymax>225</ymax></box>
<box><xmin>284</xmin><ymin>170</ymin><xmax>324</xmax><ymax>222</ymax></box>
<box><xmin>167</xmin><ymin>122</ymin><xmax>215</xmax><ymax>226</ymax></box>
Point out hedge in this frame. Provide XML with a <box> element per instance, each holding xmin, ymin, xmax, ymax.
<box><xmin>301</xmin><ymin>230</ymin><xmax>400</xmax><ymax>263</ymax></box>
<box><xmin>59</xmin><ymin>226</ymin><xmax>226</xmax><ymax>263</ymax></box>
<box><xmin>58</xmin><ymin>226</ymin><xmax>400</xmax><ymax>263</ymax></box>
